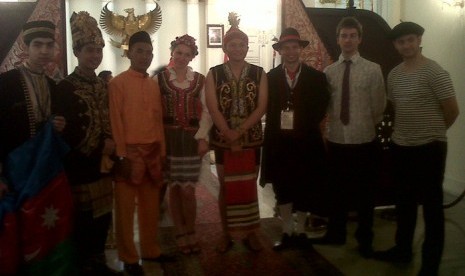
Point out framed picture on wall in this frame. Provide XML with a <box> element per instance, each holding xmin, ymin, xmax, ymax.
<box><xmin>207</xmin><ymin>24</ymin><xmax>224</xmax><ymax>48</ymax></box>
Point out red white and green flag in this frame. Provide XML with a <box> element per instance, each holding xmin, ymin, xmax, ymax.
<box><xmin>0</xmin><ymin>121</ymin><xmax>77</xmax><ymax>275</ymax></box>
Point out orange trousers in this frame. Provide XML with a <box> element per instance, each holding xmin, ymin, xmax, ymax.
<box><xmin>114</xmin><ymin>143</ymin><xmax>163</xmax><ymax>264</ymax></box>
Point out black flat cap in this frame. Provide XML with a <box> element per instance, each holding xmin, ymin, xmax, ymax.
<box><xmin>22</xmin><ymin>20</ymin><xmax>56</xmax><ymax>45</ymax></box>
<box><xmin>129</xmin><ymin>31</ymin><xmax>152</xmax><ymax>49</ymax></box>
<box><xmin>388</xmin><ymin>22</ymin><xmax>424</xmax><ymax>40</ymax></box>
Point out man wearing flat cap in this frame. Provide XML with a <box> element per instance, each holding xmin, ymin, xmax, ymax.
<box><xmin>260</xmin><ymin>27</ymin><xmax>329</xmax><ymax>251</ymax></box>
<box><xmin>373</xmin><ymin>21</ymin><xmax>459</xmax><ymax>276</ymax></box>
<box><xmin>53</xmin><ymin>11</ymin><xmax>119</xmax><ymax>275</ymax></box>
<box><xmin>109</xmin><ymin>31</ymin><xmax>174</xmax><ymax>275</ymax></box>
<box><xmin>308</xmin><ymin>17</ymin><xmax>386</xmax><ymax>259</ymax></box>
<box><xmin>0</xmin><ymin>20</ymin><xmax>65</xmax><ymax>200</ymax></box>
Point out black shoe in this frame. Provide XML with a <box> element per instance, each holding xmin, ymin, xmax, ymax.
<box><xmin>273</xmin><ymin>233</ymin><xmax>293</xmax><ymax>251</ymax></box>
<box><xmin>141</xmin><ymin>253</ymin><xmax>177</xmax><ymax>263</ymax></box>
<box><xmin>81</xmin><ymin>260</ymin><xmax>123</xmax><ymax>276</ymax></box>
<box><xmin>418</xmin><ymin>267</ymin><xmax>438</xmax><ymax>276</ymax></box>
<box><xmin>372</xmin><ymin>246</ymin><xmax>412</xmax><ymax>263</ymax></box>
<box><xmin>295</xmin><ymin>233</ymin><xmax>313</xmax><ymax>250</ymax></box>
<box><xmin>358</xmin><ymin>245</ymin><xmax>374</xmax><ymax>258</ymax></box>
<box><xmin>308</xmin><ymin>234</ymin><xmax>346</xmax><ymax>245</ymax></box>
<box><xmin>124</xmin><ymin>263</ymin><xmax>144</xmax><ymax>276</ymax></box>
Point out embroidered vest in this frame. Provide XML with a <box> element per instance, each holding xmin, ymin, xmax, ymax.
<box><xmin>158</xmin><ymin>70</ymin><xmax>204</xmax><ymax>129</ymax></box>
<box><xmin>210</xmin><ymin>63</ymin><xmax>264</xmax><ymax>149</ymax></box>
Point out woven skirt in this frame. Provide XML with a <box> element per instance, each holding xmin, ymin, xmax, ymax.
<box><xmin>164</xmin><ymin>127</ymin><xmax>202</xmax><ymax>184</ymax></box>
<box><xmin>223</xmin><ymin>149</ymin><xmax>260</xmax><ymax>231</ymax></box>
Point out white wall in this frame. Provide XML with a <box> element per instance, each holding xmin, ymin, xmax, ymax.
<box><xmin>65</xmin><ymin>0</ymin><xmax>278</xmax><ymax>76</ymax></box>
<box><xmin>63</xmin><ymin>1</ymin><xmax>465</xmax><ymax>196</ymax></box>
<box><xmin>402</xmin><ymin>0</ymin><xmax>465</xmax><ymax>195</ymax></box>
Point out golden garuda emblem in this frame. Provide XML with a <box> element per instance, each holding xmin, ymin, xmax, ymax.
<box><xmin>99</xmin><ymin>1</ymin><xmax>162</xmax><ymax>54</ymax></box>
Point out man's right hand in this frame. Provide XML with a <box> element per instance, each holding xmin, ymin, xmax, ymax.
<box><xmin>102</xmin><ymin>138</ymin><xmax>116</xmax><ymax>155</ymax></box>
<box><xmin>0</xmin><ymin>181</ymin><xmax>8</xmax><ymax>200</ymax></box>
<box><xmin>114</xmin><ymin>157</ymin><xmax>131</xmax><ymax>181</ymax></box>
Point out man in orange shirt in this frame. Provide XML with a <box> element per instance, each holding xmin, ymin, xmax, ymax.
<box><xmin>108</xmin><ymin>31</ymin><xmax>174</xmax><ymax>276</ymax></box>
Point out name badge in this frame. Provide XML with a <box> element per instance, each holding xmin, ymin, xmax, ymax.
<box><xmin>280</xmin><ymin>110</ymin><xmax>294</xmax><ymax>130</ymax></box>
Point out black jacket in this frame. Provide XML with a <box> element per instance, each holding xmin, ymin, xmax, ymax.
<box><xmin>260</xmin><ymin>63</ymin><xmax>330</xmax><ymax>185</ymax></box>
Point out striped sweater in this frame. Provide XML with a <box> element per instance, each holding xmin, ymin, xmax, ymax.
<box><xmin>387</xmin><ymin>58</ymin><xmax>456</xmax><ymax>146</ymax></box>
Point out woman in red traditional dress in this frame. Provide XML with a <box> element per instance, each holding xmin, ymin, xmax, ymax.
<box><xmin>155</xmin><ymin>34</ymin><xmax>210</xmax><ymax>254</ymax></box>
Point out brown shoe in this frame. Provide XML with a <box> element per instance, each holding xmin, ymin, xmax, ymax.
<box><xmin>124</xmin><ymin>263</ymin><xmax>144</xmax><ymax>276</ymax></box>
<box><xmin>244</xmin><ymin>232</ymin><xmax>263</xmax><ymax>252</ymax></box>
<box><xmin>141</xmin><ymin>254</ymin><xmax>177</xmax><ymax>263</ymax></box>
<box><xmin>187</xmin><ymin>231</ymin><xmax>201</xmax><ymax>254</ymax></box>
<box><xmin>216</xmin><ymin>236</ymin><xmax>234</xmax><ymax>253</ymax></box>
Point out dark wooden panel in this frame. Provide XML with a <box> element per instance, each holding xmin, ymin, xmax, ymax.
<box><xmin>306</xmin><ymin>7</ymin><xmax>402</xmax><ymax>79</ymax></box>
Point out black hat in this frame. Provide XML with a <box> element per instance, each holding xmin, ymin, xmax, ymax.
<box><xmin>272</xmin><ymin>28</ymin><xmax>309</xmax><ymax>51</ymax></box>
<box><xmin>388</xmin><ymin>22</ymin><xmax>424</xmax><ymax>40</ymax></box>
<box><xmin>128</xmin><ymin>31</ymin><xmax>152</xmax><ymax>49</ymax></box>
<box><xmin>22</xmin><ymin>20</ymin><xmax>55</xmax><ymax>45</ymax></box>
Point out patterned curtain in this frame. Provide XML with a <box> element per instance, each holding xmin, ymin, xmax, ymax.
<box><xmin>282</xmin><ymin>0</ymin><xmax>333</xmax><ymax>71</ymax></box>
<box><xmin>0</xmin><ymin>0</ymin><xmax>66</xmax><ymax>80</ymax></box>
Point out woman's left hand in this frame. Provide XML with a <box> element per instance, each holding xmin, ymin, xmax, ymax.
<box><xmin>197</xmin><ymin>139</ymin><xmax>209</xmax><ymax>157</ymax></box>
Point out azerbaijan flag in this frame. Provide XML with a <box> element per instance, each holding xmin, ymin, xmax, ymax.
<box><xmin>0</xmin><ymin>121</ymin><xmax>77</xmax><ymax>275</ymax></box>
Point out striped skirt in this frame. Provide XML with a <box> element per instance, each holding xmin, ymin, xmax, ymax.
<box><xmin>164</xmin><ymin>127</ymin><xmax>202</xmax><ymax>184</ymax></box>
<box><xmin>223</xmin><ymin>149</ymin><xmax>260</xmax><ymax>231</ymax></box>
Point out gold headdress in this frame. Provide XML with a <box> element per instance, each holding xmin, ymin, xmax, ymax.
<box><xmin>70</xmin><ymin>11</ymin><xmax>105</xmax><ymax>50</ymax></box>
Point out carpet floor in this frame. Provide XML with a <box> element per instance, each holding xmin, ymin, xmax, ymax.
<box><xmin>157</xmin><ymin>180</ymin><xmax>343</xmax><ymax>276</ymax></box>
<box><xmin>159</xmin><ymin>218</ymin><xmax>343</xmax><ymax>276</ymax></box>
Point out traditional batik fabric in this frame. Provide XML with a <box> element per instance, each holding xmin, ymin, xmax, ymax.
<box><xmin>209</xmin><ymin>63</ymin><xmax>264</xmax><ymax>149</ymax></box>
<box><xmin>157</xmin><ymin>67</ymin><xmax>205</xmax><ymax>184</ymax></box>
<box><xmin>223</xmin><ymin>149</ymin><xmax>260</xmax><ymax>231</ymax></box>
<box><xmin>71</xmin><ymin>176</ymin><xmax>113</xmax><ymax>218</ymax></box>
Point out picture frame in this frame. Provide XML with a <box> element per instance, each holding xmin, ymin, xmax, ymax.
<box><xmin>207</xmin><ymin>24</ymin><xmax>224</xmax><ymax>48</ymax></box>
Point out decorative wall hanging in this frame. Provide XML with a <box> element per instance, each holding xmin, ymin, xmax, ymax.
<box><xmin>99</xmin><ymin>1</ymin><xmax>162</xmax><ymax>56</ymax></box>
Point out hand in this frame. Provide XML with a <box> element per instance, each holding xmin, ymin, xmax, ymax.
<box><xmin>52</xmin><ymin>116</ymin><xmax>66</xmax><ymax>132</ymax></box>
<box><xmin>197</xmin><ymin>139</ymin><xmax>209</xmax><ymax>157</ymax></box>
<box><xmin>102</xmin><ymin>138</ymin><xmax>116</xmax><ymax>155</ymax></box>
<box><xmin>161</xmin><ymin>156</ymin><xmax>168</xmax><ymax>171</ymax></box>
<box><xmin>223</xmin><ymin>128</ymin><xmax>241</xmax><ymax>143</ymax></box>
<box><xmin>114</xmin><ymin>158</ymin><xmax>131</xmax><ymax>181</ymax></box>
<box><xmin>0</xmin><ymin>181</ymin><xmax>8</xmax><ymax>200</ymax></box>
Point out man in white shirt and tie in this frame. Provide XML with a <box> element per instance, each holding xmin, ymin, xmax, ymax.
<box><xmin>309</xmin><ymin>17</ymin><xmax>386</xmax><ymax>259</ymax></box>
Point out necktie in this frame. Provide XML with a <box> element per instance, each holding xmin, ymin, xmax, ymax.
<box><xmin>340</xmin><ymin>60</ymin><xmax>352</xmax><ymax>125</ymax></box>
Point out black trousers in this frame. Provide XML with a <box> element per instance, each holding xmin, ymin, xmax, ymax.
<box><xmin>326</xmin><ymin>141</ymin><xmax>380</xmax><ymax>247</ymax></box>
<box><xmin>392</xmin><ymin>141</ymin><xmax>446</xmax><ymax>273</ymax></box>
<box><xmin>74</xmin><ymin>210</ymin><xmax>112</xmax><ymax>265</ymax></box>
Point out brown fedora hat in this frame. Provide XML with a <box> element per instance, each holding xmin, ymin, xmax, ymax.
<box><xmin>272</xmin><ymin>27</ymin><xmax>309</xmax><ymax>50</ymax></box>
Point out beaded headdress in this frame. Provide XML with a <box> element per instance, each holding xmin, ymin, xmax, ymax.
<box><xmin>170</xmin><ymin>34</ymin><xmax>199</xmax><ymax>56</ymax></box>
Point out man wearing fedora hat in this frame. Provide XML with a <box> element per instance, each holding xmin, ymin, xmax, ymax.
<box><xmin>373</xmin><ymin>22</ymin><xmax>458</xmax><ymax>276</ymax></box>
<box><xmin>260</xmin><ymin>27</ymin><xmax>329</xmax><ymax>251</ymax></box>
<box><xmin>308</xmin><ymin>17</ymin><xmax>386</xmax><ymax>258</ymax></box>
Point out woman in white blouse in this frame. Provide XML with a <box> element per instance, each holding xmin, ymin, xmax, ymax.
<box><xmin>155</xmin><ymin>34</ymin><xmax>211</xmax><ymax>255</ymax></box>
